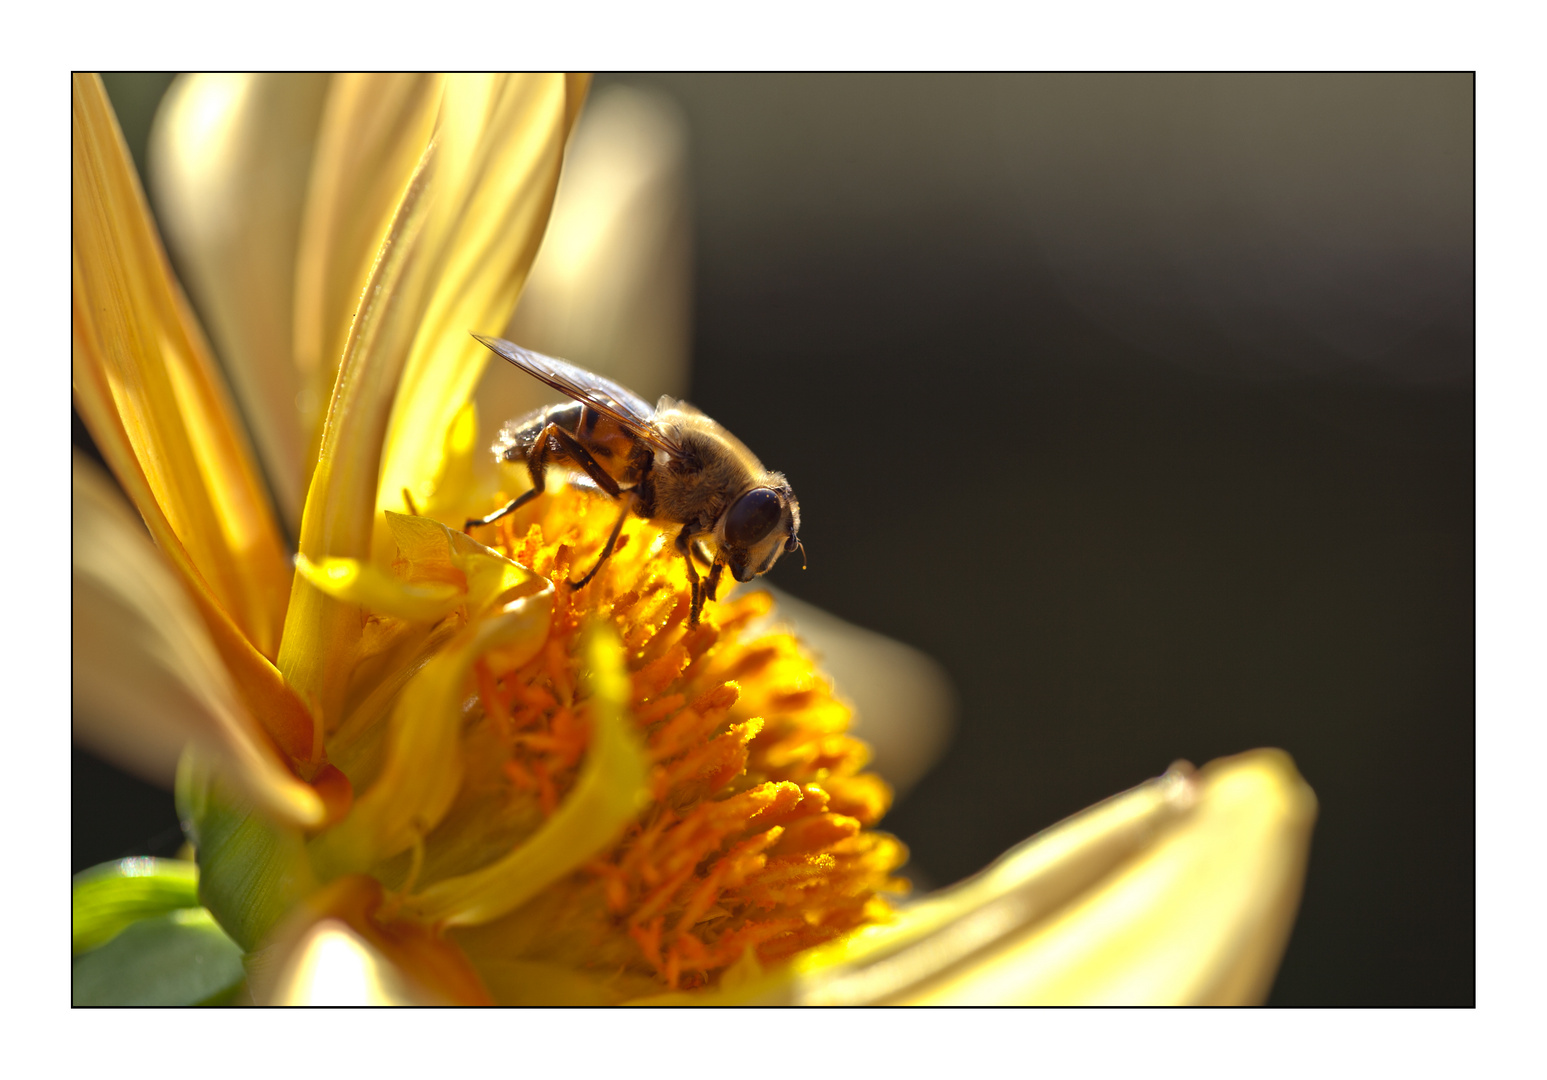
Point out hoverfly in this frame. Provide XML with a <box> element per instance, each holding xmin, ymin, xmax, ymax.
<box><xmin>464</xmin><ymin>334</ymin><xmax>803</xmax><ymax>626</ymax></box>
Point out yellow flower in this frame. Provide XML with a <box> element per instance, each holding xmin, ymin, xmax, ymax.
<box><xmin>72</xmin><ymin>72</ymin><xmax>1317</xmax><ymax>1006</ymax></box>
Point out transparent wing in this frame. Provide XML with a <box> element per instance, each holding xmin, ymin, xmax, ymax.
<box><xmin>472</xmin><ymin>334</ymin><xmax>682</xmax><ymax>455</ymax></box>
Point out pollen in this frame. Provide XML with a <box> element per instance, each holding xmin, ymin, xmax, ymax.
<box><xmin>447</xmin><ymin>492</ymin><xmax>909</xmax><ymax>995</ymax></box>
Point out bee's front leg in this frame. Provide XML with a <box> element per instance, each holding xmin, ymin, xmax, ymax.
<box><xmin>704</xmin><ymin>560</ymin><xmax>724</xmax><ymax>604</ymax></box>
<box><xmin>571</xmin><ymin>496</ymin><xmax>634</xmax><ymax>590</ymax></box>
<box><xmin>464</xmin><ymin>421</ymin><xmax>620</xmax><ymax>533</ymax></box>
<box><xmin>675</xmin><ymin>525</ymin><xmax>705</xmax><ymax>626</ymax></box>
<box><xmin>466</xmin><ymin>482</ymin><xmax>544</xmax><ymax>532</ymax></box>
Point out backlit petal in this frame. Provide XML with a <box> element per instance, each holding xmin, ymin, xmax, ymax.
<box><xmin>494</xmin><ymin>83</ymin><xmax>693</xmax><ymax>424</ymax></box>
<box><xmin>292</xmin><ymin>74</ymin><xmax>444</xmax><ymax>485</ymax></box>
<box><xmin>73</xmin><ymin>453</ymin><xmax>324</xmax><ymax>827</ymax></box>
<box><xmin>897</xmin><ymin>750</ymin><xmax>1316</xmax><ymax>1005</ymax></box>
<box><xmin>148</xmin><ymin>73</ymin><xmax>330</xmax><ymax>533</ymax></box>
<box><xmin>267</xmin><ymin>921</ymin><xmax>411</xmax><ymax>1005</ymax></box>
<box><xmin>374</xmin><ymin>74</ymin><xmax>582</xmax><ymax>562</ymax></box>
<box><xmin>72</xmin><ymin>73</ymin><xmax>292</xmax><ymax>660</ymax></box>
<box><xmin>277</xmin><ymin>142</ymin><xmax>437</xmax><ymax>728</ymax></box>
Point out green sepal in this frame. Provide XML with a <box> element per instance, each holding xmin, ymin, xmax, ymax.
<box><xmin>73</xmin><ymin>857</ymin><xmax>201</xmax><ymax>955</ymax></box>
<box><xmin>177</xmin><ymin>748</ymin><xmax>318</xmax><ymax>952</ymax></box>
<box><xmin>72</xmin><ymin>907</ymin><xmax>246</xmax><ymax>1006</ymax></box>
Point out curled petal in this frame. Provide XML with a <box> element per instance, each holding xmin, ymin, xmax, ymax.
<box><xmin>148</xmin><ymin>73</ymin><xmax>330</xmax><ymax>532</ymax></box>
<box><xmin>73</xmin><ymin>453</ymin><xmax>324</xmax><ymax>827</ymax></box>
<box><xmin>72</xmin><ymin>73</ymin><xmax>292</xmax><ymax>659</ymax></box>
<box><xmin>311</xmin><ymin>585</ymin><xmax>556</xmax><ymax>872</ymax></box>
<box><xmin>402</xmin><ymin>623</ymin><xmax>649</xmax><ymax>927</ymax></box>
<box><xmin>294</xmin><ymin>553</ymin><xmax>462</xmax><ymax>624</ymax></box>
<box><xmin>281</xmin><ymin>74</ymin><xmax>583</xmax><ymax>724</ymax></box>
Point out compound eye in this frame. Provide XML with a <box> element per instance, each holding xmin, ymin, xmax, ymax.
<box><xmin>724</xmin><ymin>488</ymin><xmax>783</xmax><ymax>547</ymax></box>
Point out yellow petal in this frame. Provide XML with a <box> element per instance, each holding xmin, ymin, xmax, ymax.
<box><xmin>280</xmin><ymin>74</ymin><xmax>584</xmax><ymax>723</ymax></box>
<box><xmin>374</xmin><ymin>74</ymin><xmax>582</xmax><ymax>562</ymax></box>
<box><xmin>448</xmin><ymin>531</ymin><xmax>548</xmax><ymax>615</ymax></box>
<box><xmin>311</xmin><ymin>584</ymin><xmax>555</xmax><ymax>872</ymax></box>
<box><xmin>277</xmin><ymin>139</ymin><xmax>438</xmax><ymax>728</ymax></box>
<box><xmin>73</xmin><ymin>73</ymin><xmax>292</xmax><ymax>658</ymax></box>
<box><xmin>658</xmin><ymin>750</ymin><xmax>1314</xmax><ymax>1005</ymax></box>
<box><xmin>73</xmin><ymin>453</ymin><xmax>324</xmax><ymax>828</ymax></box>
<box><xmin>402</xmin><ymin>624</ymin><xmax>649</xmax><ymax>927</ymax></box>
<box><xmin>390</xmin><ymin>512</ymin><xmax>543</xmax><ymax>613</ymax></box>
<box><xmin>148</xmin><ymin>74</ymin><xmax>330</xmax><ymax>533</ymax></box>
<box><xmin>73</xmin><ymin>74</ymin><xmax>317</xmax><ymax>765</ymax></box>
<box><xmin>897</xmin><ymin>749</ymin><xmax>1316</xmax><ymax>1005</ymax></box>
<box><xmin>410</xmin><ymin>400</ymin><xmax>505</xmax><ymax>533</ymax></box>
<box><xmin>495</xmin><ymin>83</ymin><xmax>693</xmax><ymax>427</ymax></box>
<box><xmin>292</xmin><ymin>74</ymin><xmax>444</xmax><ymax>481</ymax></box>
<box><xmin>293</xmin><ymin>553</ymin><xmax>462</xmax><ymax>624</ymax></box>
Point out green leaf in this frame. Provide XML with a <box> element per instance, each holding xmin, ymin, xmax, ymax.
<box><xmin>72</xmin><ymin>907</ymin><xmax>246</xmax><ymax>1006</ymax></box>
<box><xmin>73</xmin><ymin>857</ymin><xmax>201</xmax><ymax>955</ymax></box>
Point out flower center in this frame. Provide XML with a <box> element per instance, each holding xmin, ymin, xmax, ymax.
<box><xmin>441</xmin><ymin>494</ymin><xmax>909</xmax><ymax>995</ymax></box>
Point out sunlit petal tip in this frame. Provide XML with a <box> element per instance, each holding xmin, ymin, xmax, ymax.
<box><xmin>258</xmin><ymin>874</ymin><xmax>492</xmax><ymax>1005</ymax></box>
<box><xmin>891</xmin><ymin>748</ymin><xmax>1316</xmax><ymax>1006</ymax></box>
<box><xmin>263</xmin><ymin>919</ymin><xmax>489</xmax><ymax>1006</ymax></box>
<box><xmin>267</xmin><ymin>920</ymin><xmax>418</xmax><ymax>1005</ymax></box>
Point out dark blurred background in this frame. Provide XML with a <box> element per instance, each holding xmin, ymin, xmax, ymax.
<box><xmin>76</xmin><ymin>73</ymin><xmax>1473</xmax><ymax>1006</ymax></box>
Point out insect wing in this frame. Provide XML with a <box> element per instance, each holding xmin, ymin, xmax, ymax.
<box><xmin>472</xmin><ymin>334</ymin><xmax>681</xmax><ymax>455</ymax></box>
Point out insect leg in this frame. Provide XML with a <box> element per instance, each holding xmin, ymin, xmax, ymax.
<box><xmin>571</xmin><ymin>497</ymin><xmax>633</xmax><ymax>590</ymax></box>
<box><xmin>465</xmin><ymin>488</ymin><xmax>539</xmax><ymax>531</ymax></box>
<box><xmin>674</xmin><ymin>524</ymin><xmax>705</xmax><ymax>626</ymax></box>
<box><xmin>463</xmin><ymin>422</ymin><xmax>622</xmax><ymax>532</ymax></box>
<box><xmin>704</xmin><ymin>560</ymin><xmax>724</xmax><ymax>603</ymax></box>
